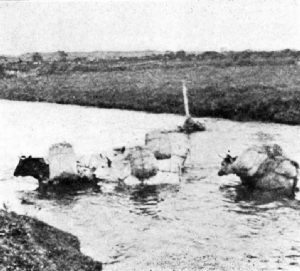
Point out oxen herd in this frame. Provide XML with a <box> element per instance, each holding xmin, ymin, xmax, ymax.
<box><xmin>13</xmin><ymin>123</ymin><xmax>299</xmax><ymax>199</ymax></box>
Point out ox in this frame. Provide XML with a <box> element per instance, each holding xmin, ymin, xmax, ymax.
<box><xmin>218</xmin><ymin>144</ymin><xmax>299</xmax><ymax>197</ymax></box>
<box><xmin>14</xmin><ymin>156</ymin><xmax>49</xmax><ymax>182</ymax></box>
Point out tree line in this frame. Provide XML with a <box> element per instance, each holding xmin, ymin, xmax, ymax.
<box><xmin>0</xmin><ymin>49</ymin><xmax>299</xmax><ymax>78</ymax></box>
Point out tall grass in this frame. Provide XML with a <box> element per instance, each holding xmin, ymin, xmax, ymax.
<box><xmin>1</xmin><ymin>61</ymin><xmax>300</xmax><ymax>124</ymax></box>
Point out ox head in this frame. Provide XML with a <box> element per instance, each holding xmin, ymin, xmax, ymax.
<box><xmin>218</xmin><ymin>154</ymin><xmax>237</xmax><ymax>176</ymax></box>
<box><xmin>14</xmin><ymin>156</ymin><xmax>49</xmax><ymax>181</ymax></box>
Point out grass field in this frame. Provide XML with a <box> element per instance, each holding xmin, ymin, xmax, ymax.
<box><xmin>1</xmin><ymin>52</ymin><xmax>300</xmax><ymax>124</ymax></box>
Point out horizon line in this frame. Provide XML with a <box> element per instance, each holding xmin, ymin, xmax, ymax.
<box><xmin>2</xmin><ymin>48</ymin><xmax>300</xmax><ymax>58</ymax></box>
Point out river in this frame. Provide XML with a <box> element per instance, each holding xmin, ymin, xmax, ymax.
<box><xmin>0</xmin><ymin>99</ymin><xmax>300</xmax><ymax>270</ymax></box>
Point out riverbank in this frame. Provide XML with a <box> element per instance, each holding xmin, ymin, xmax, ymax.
<box><xmin>1</xmin><ymin>54</ymin><xmax>300</xmax><ymax>125</ymax></box>
<box><xmin>0</xmin><ymin>210</ymin><xmax>102</xmax><ymax>271</ymax></box>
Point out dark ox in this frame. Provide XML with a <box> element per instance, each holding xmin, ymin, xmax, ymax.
<box><xmin>14</xmin><ymin>156</ymin><xmax>49</xmax><ymax>182</ymax></box>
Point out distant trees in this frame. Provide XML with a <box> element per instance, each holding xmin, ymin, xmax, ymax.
<box><xmin>175</xmin><ymin>50</ymin><xmax>186</xmax><ymax>59</ymax></box>
<box><xmin>0</xmin><ymin>56</ymin><xmax>7</xmax><ymax>62</ymax></box>
<box><xmin>58</xmin><ymin>51</ymin><xmax>68</xmax><ymax>62</ymax></box>
<box><xmin>0</xmin><ymin>65</ymin><xmax>4</xmax><ymax>78</ymax></box>
<box><xmin>164</xmin><ymin>51</ymin><xmax>175</xmax><ymax>60</ymax></box>
<box><xmin>2</xmin><ymin>49</ymin><xmax>299</xmax><ymax>77</ymax></box>
<box><xmin>73</xmin><ymin>57</ymin><xmax>87</xmax><ymax>64</ymax></box>
<box><xmin>201</xmin><ymin>51</ymin><xmax>223</xmax><ymax>60</ymax></box>
<box><xmin>32</xmin><ymin>52</ymin><xmax>43</xmax><ymax>63</ymax></box>
<box><xmin>164</xmin><ymin>51</ymin><xmax>188</xmax><ymax>60</ymax></box>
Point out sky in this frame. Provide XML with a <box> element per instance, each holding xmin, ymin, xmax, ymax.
<box><xmin>0</xmin><ymin>0</ymin><xmax>300</xmax><ymax>55</ymax></box>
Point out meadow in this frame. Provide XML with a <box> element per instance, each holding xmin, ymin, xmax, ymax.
<box><xmin>1</xmin><ymin>50</ymin><xmax>300</xmax><ymax>124</ymax></box>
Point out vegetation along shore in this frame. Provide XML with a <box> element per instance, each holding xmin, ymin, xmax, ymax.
<box><xmin>1</xmin><ymin>50</ymin><xmax>300</xmax><ymax>124</ymax></box>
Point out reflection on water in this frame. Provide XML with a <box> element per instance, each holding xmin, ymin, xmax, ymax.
<box><xmin>220</xmin><ymin>183</ymin><xmax>298</xmax><ymax>205</ymax></box>
<box><xmin>1</xmin><ymin>100</ymin><xmax>300</xmax><ymax>270</ymax></box>
<box><xmin>129</xmin><ymin>185</ymin><xmax>164</xmax><ymax>218</ymax></box>
<box><xmin>128</xmin><ymin>184</ymin><xmax>180</xmax><ymax>219</ymax></box>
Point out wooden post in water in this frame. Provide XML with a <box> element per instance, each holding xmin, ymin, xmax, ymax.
<box><xmin>182</xmin><ymin>80</ymin><xmax>190</xmax><ymax>118</ymax></box>
<box><xmin>180</xmin><ymin>80</ymin><xmax>205</xmax><ymax>133</ymax></box>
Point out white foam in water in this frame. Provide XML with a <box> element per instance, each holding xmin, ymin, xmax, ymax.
<box><xmin>0</xmin><ymin>177</ymin><xmax>38</xmax><ymax>212</ymax></box>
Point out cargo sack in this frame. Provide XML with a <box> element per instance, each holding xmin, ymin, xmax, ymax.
<box><xmin>180</xmin><ymin>117</ymin><xmax>205</xmax><ymax>134</ymax></box>
<box><xmin>145</xmin><ymin>130</ymin><xmax>172</xmax><ymax>160</ymax></box>
<box><xmin>48</xmin><ymin>142</ymin><xmax>77</xmax><ymax>179</ymax></box>
<box><xmin>125</xmin><ymin>146</ymin><xmax>158</xmax><ymax>180</ymax></box>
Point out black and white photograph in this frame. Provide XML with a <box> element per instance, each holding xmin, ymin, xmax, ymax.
<box><xmin>0</xmin><ymin>0</ymin><xmax>300</xmax><ymax>270</ymax></box>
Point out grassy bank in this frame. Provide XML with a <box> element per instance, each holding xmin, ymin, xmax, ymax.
<box><xmin>1</xmin><ymin>52</ymin><xmax>300</xmax><ymax>124</ymax></box>
<box><xmin>0</xmin><ymin>210</ymin><xmax>102</xmax><ymax>271</ymax></box>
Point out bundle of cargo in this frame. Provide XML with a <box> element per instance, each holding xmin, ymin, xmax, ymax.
<box><xmin>125</xmin><ymin>146</ymin><xmax>159</xmax><ymax>181</ymax></box>
<box><xmin>179</xmin><ymin>116</ymin><xmax>205</xmax><ymax>134</ymax></box>
<box><xmin>48</xmin><ymin>142</ymin><xmax>77</xmax><ymax>179</ymax></box>
<box><xmin>145</xmin><ymin>130</ymin><xmax>172</xmax><ymax>160</ymax></box>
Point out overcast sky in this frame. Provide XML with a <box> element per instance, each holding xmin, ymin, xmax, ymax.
<box><xmin>0</xmin><ymin>0</ymin><xmax>299</xmax><ymax>55</ymax></box>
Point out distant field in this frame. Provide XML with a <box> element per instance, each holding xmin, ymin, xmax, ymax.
<box><xmin>1</xmin><ymin>51</ymin><xmax>300</xmax><ymax>124</ymax></box>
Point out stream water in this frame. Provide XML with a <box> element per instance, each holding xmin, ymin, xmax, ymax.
<box><xmin>0</xmin><ymin>99</ymin><xmax>300</xmax><ymax>270</ymax></box>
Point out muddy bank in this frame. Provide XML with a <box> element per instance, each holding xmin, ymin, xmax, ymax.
<box><xmin>0</xmin><ymin>210</ymin><xmax>102</xmax><ymax>271</ymax></box>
